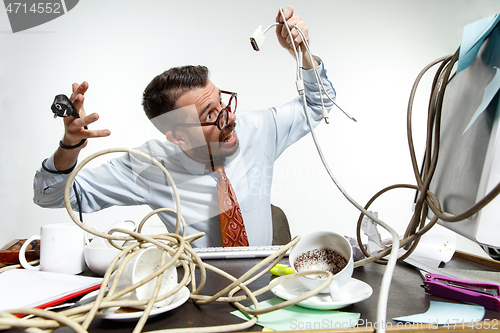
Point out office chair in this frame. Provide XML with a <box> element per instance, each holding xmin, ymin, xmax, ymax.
<box><xmin>271</xmin><ymin>204</ymin><xmax>291</xmax><ymax>245</ymax></box>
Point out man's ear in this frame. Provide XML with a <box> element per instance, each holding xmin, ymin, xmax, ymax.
<box><xmin>166</xmin><ymin>130</ymin><xmax>186</xmax><ymax>147</ymax></box>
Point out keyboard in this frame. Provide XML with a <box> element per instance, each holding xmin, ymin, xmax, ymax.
<box><xmin>193</xmin><ymin>245</ymin><xmax>289</xmax><ymax>259</ymax></box>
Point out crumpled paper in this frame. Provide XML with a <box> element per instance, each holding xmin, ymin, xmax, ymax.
<box><xmin>347</xmin><ymin>212</ymin><xmax>456</xmax><ymax>267</ymax></box>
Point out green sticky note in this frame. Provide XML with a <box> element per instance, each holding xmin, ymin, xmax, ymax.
<box><xmin>231</xmin><ymin>298</ymin><xmax>360</xmax><ymax>331</ymax></box>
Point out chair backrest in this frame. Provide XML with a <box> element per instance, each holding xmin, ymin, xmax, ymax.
<box><xmin>271</xmin><ymin>204</ymin><xmax>291</xmax><ymax>245</ymax></box>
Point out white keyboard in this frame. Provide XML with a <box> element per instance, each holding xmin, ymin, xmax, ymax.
<box><xmin>193</xmin><ymin>245</ymin><xmax>289</xmax><ymax>259</ymax></box>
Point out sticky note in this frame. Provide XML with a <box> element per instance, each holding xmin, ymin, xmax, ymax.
<box><xmin>393</xmin><ymin>301</ymin><xmax>485</xmax><ymax>326</ymax></box>
<box><xmin>231</xmin><ymin>297</ymin><xmax>360</xmax><ymax>331</ymax></box>
<box><xmin>457</xmin><ymin>14</ymin><xmax>500</xmax><ymax>73</ymax></box>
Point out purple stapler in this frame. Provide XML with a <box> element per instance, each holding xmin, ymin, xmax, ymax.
<box><xmin>423</xmin><ymin>273</ymin><xmax>500</xmax><ymax>311</ymax></box>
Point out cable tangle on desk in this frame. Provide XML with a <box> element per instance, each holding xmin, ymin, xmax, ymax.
<box><xmin>0</xmin><ymin>148</ymin><xmax>336</xmax><ymax>333</ymax></box>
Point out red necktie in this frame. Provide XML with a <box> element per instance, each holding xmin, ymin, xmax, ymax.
<box><xmin>215</xmin><ymin>166</ymin><xmax>249</xmax><ymax>247</ymax></box>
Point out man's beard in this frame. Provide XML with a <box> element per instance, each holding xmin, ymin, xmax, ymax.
<box><xmin>185</xmin><ymin>122</ymin><xmax>239</xmax><ymax>163</ymax></box>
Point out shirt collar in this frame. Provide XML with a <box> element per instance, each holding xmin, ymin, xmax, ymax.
<box><xmin>175</xmin><ymin>144</ymin><xmax>209</xmax><ymax>175</ymax></box>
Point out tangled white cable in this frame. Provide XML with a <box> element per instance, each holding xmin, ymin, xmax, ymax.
<box><xmin>275</xmin><ymin>8</ymin><xmax>399</xmax><ymax>333</ymax></box>
<box><xmin>0</xmin><ymin>147</ymin><xmax>339</xmax><ymax>333</ymax></box>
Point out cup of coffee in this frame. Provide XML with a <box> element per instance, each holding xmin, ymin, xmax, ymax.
<box><xmin>19</xmin><ymin>222</ymin><xmax>86</xmax><ymax>274</ymax></box>
<box><xmin>110</xmin><ymin>247</ymin><xmax>177</xmax><ymax>308</ymax></box>
<box><xmin>289</xmin><ymin>231</ymin><xmax>354</xmax><ymax>301</ymax></box>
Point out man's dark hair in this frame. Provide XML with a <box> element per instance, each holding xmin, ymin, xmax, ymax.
<box><xmin>142</xmin><ymin>65</ymin><xmax>209</xmax><ymax>120</ymax></box>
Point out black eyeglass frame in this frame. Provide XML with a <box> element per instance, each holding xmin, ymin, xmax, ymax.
<box><xmin>175</xmin><ymin>90</ymin><xmax>237</xmax><ymax>131</ymax></box>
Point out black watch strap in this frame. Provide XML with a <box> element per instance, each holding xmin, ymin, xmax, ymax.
<box><xmin>42</xmin><ymin>158</ymin><xmax>77</xmax><ymax>175</ymax></box>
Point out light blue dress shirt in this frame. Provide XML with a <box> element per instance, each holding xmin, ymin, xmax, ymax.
<box><xmin>34</xmin><ymin>60</ymin><xmax>335</xmax><ymax>247</ymax></box>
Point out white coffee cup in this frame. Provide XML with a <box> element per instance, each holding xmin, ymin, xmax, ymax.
<box><xmin>289</xmin><ymin>231</ymin><xmax>354</xmax><ymax>301</ymax></box>
<box><xmin>19</xmin><ymin>222</ymin><xmax>87</xmax><ymax>274</ymax></box>
<box><xmin>84</xmin><ymin>245</ymin><xmax>121</xmax><ymax>276</ymax></box>
<box><xmin>111</xmin><ymin>247</ymin><xmax>177</xmax><ymax>308</ymax></box>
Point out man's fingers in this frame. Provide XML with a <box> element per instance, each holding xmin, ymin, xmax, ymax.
<box><xmin>72</xmin><ymin>94</ymin><xmax>85</xmax><ymax>116</ymax></box>
<box><xmin>67</xmin><ymin>81</ymin><xmax>89</xmax><ymax>118</ymax></box>
<box><xmin>84</xmin><ymin>128</ymin><xmax>111</xmax><ymax>139</ymax></box>
<box><xmin>282</xmin><ymin>6</ymin><xmax>293</xmax><ymax>21</ymax></box>
<box><xmin>68</xmin><ymin>112</ymin><xmax>99</xmax><ymax>130</ymax></box>
<box><xmin>281</xmin><ymin>16</ymin><xmax>305</xmax><ymax>49</ymax></box>
<box><xmin>70</xmin><ymin>81</ymin><xmax>88</xmax><ymax>102</ymax></box>
<box><xmin>292</xmin><ymin>21</ymin><xmax>308</xmax><ymax>45</ymax></box>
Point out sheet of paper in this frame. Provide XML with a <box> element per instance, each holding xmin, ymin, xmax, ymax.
<box><xmin>406</xmin><ymin>224</ymin><xmax>456</xmax><ymax>268</ymax></box>
<box><xmin>231</xmin><ymin>297</ymin><xmax>360</xmax><ymax>331</ymax></box>
<box><xmin>439</xmin><ymin>268</ymin><xmax>500</xmax><ymax>285</ymax></box>
<box><xmin>0</xmin><ymin>269</ymin><xmax>102</xmax><ymax>311</ymax></box>
<box><xmin>393</xmin><ymin>301</ymin><xmax>485</xmax><ymax>326</ymax></box>
<box><xmin>457</xmin><ymin>14</ymin><xmax>500</xmax><ymax>73</ymax></box>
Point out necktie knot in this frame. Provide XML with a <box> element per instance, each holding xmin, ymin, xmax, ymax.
<box><xmin>214</xmin><ymin>166</ymin><xmax>227</xmax><ymax>181</ymax></box>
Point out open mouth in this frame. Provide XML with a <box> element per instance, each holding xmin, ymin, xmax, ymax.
<box><xmin>222</xmin><ymin>130</ymin><xmax>235</xmax><ymax>143</ymax></box>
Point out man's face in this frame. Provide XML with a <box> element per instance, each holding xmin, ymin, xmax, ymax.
<box><xmin>174</xmin><ymin>80</ymin><xmax>239</xmax><ymax>163</ymax></box>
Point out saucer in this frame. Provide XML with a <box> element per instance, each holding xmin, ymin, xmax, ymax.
<box><xmin>94</xmin><ymin>286</ymin><xmax>190</xmax><ymax>321</ymax></box>
<box><xmin>270</xmin><ymin>276</ymin><xmax>372</xmax><ymax>310</ymax></box>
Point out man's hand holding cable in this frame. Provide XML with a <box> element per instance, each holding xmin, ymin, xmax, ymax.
<box><xmin>53</xmin><ymin>81</ymin><xmax>110</xmax><ymax>171</ymax></box>
<box><xmin>276</xmin><ymin>6</ymin><xmax>319</xmax><ymax>70</ymax></box>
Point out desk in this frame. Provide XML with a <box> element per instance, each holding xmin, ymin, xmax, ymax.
<box><xmin>5</xmin><ymin>254</ymin><xmax>500</xmax><ymax>332</ymax></box>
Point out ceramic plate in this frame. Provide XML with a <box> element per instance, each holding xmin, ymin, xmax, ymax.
<box><xmin>94</xmin><ymin>286</ymin><xmax>190</xmax><ymax>321</ymax></box>
<box><xmin>270</xmin><ymin>276</ymin><xmax>372</xmax><ymax>310</ymax></box>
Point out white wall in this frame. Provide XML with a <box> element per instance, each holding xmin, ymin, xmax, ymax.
<box><xmin>0</xmin><ymin>0</ymin><xmax>498</xmax><ymax>252</ymax></box>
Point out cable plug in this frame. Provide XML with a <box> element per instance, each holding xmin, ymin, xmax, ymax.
<box><xmin>295</xmin><ymin>79</ymin><xmax>304</xmax><ymax>95</ymax></box>
<box><xmin>250</xmin><ymin>25</ymin><xmax>267</xmax><ymax>51</ymax></box>
<box><xmin>322</xmin><ymin>107</ymin><xmax>330</xmax><ymax>124</ymax></box>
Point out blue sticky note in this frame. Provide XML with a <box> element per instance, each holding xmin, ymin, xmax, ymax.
<box><xmin>457</xmin><ymin>14</ymin><xmax>500</xmax><ymax>73</ymax></box>
<box><xmin>393</xmin><ymin>301</ymin><xmax>485</xmax><ymax>326</ymax></box>
<box><xmin>463</xmin><ymin>67</ymin><xmax>500</xmax><ymax>134</ymax></box>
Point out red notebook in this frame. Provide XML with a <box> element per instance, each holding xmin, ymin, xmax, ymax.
<box><xmin>0</xmin><ymin>269</ymin><xmax>102</xmax><ymax>312</ymax></box>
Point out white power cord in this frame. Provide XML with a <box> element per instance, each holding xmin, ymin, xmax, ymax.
<box><xmin>256</xmin><ymin>10</ymin><xmax>357</xmax><ymax>124</ymax></box>
<box><xmin>269</xmin><ymin>9</ymin><xmax>401</xmax><ymax>332</ymax></box>
<box><xmin>292</xmin><ymin>25</ymin><xmax>357</xmax><ymax>123</ymax></box>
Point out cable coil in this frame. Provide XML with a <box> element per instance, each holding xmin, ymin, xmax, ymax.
<box><xmin>0</xmin><ymin>148</ymin><xmax>337</xmax><ymax>333</ymax></box>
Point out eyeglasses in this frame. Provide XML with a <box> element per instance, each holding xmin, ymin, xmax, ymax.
<box><xmin>177</xmin><ymin>90</ymin><xmax>237</xmax><ymax>131</ymax></box>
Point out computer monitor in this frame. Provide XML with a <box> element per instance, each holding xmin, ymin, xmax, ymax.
<box><xmin>422</xmin><ymin>23</ymin><xmax>500</xmax><ymax>250</ymax></box>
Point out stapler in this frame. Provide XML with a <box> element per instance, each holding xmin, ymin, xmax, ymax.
<box><xmin>422</xmin><ymin>273</ymin><xmax>500</xmax><ymax>311</ymax></box>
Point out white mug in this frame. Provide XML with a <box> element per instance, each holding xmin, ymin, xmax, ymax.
<box><xmin>19</xmin><ymin>222</ymin><xmax>87</xmax><ymax>274</ymax></box>
<box><xmin>289</xmin><ymin>231</ymin><xmax>354</xmax><ymax>301</ymax></box>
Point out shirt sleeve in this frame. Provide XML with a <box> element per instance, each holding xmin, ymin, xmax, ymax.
<box><xmin>257</xmin><ymin>57</ymin><xmax>336</xmax><ymax>160</ymax></box>
<box><xmin>33</xmin><ymin>152</ymin><xmax>150</xmax><ymax>212</ymax></box>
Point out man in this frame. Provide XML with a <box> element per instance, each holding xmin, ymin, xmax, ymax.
<box><xmin>33</xmin><ymin>6</ymin><xmax>335</xmax><ymax>247</ymax></box>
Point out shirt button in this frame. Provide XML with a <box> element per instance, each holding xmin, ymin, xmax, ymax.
<box><xmin>51</xmin><ymin>177</ymin><xmax>56</xmax><ymax>182</ymax></box>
